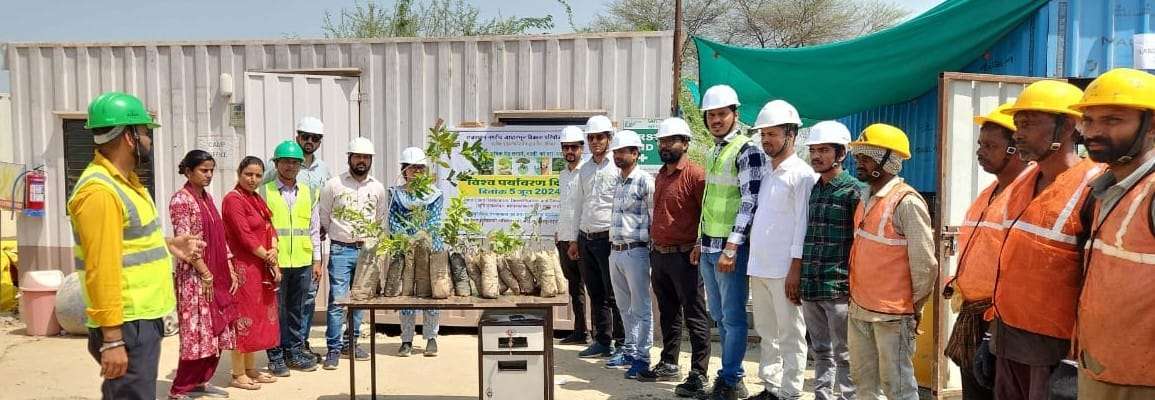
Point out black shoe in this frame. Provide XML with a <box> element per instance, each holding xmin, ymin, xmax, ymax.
<box><xmin>736</xmin><ymin>382</ymin><xmax>749</xmax><ymax>398</ymax></box>
<box><xmin>341</xmin><ymin>345</ymin><xmax>371</xmax><ymax>361</ymax></box>
<box><xmin>323</xmin><ymin>350</ymin><xmax>340</xmax><ymax>370</ymax></box>
<box><xmin>743</xmin><ymin>389</ymin><xmax>780</xmax><ymax>400</ymax></box>
<box><xmin>303</xmin><ymin>345</ymin><xmax>322</xmax><ymax>363</ymax></box>
<box><xmin>398</xmin><ymin>342</ymin><xmax>413</xmax><ymax>357</ymax></box>
<box><xmin>675</xmin><ymin>372</ymin><xmax>708</xmax><ymax>398</ymax></box>
<box><xmin>710</xmin><ymin>377</ymin><xmax>739</xmax><ymax>400</ymax></box>
<box><xmin>638</xmin><ymin>362</ymin><xmax>682</xmax><ymax>382</ymax></box>
<box><xmin>268</xmin><ymin>360</ymin><xmax>290</xmax><ymax>377</ymax></box>
<box><xmin>287</xmin><ymin>352</ymin><xmax>319</xmax><ymax>372</ymax></box>
<box><xmin>424</xmin><ymin>339</ymin><xmax>439</xmax><ymax>357</ymax></box>
<box><xmin>559</xmin><ymin>332</ymin><xmax>589</xmax><ymax>345</ymax></box>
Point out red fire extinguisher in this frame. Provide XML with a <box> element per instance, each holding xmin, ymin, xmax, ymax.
<box><xmin>24</xmin><ymin>169</ymin><xmax>46</xmax><ymax>217</ymax></box>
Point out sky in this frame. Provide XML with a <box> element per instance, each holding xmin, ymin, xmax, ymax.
<box><xmin>0</xmin><ymin>0</ymin><xmax>945</xmax><ymax>92</ymax></box>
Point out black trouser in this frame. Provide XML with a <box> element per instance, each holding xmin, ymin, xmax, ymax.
<box><xmin>651</xmin><ymin>248</ymin><xmax>711</xmax><ymax>374</ymax></box>
<box><xmin>556</xmin><ymin>241</ymin><xmax>588</xmax><ymax>336</ymax></box>
<box><xmin>87</xmin><ymin>318</ymin><xmax>164</xmax><ymax>400</ymax></box>
<box><xmin>578</xmin><ymin>233</ymin><xmax>624</xmax><ymax>346</ymax></box>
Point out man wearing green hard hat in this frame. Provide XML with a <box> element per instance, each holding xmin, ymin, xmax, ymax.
<box><xmin>68</xmin><ymin>91</ymin><xmax>206</xmax><ymax>399</ymax></box>
<box><xmin>259</xmin><ymin>140</ymin><xmax>323</xmax><ymax>376</ymax></box>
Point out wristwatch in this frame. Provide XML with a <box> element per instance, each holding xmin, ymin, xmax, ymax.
<box><xmin>722</xmin><ymin>248</ymin><xmax>737</xmax><ymax>259</ymax></box>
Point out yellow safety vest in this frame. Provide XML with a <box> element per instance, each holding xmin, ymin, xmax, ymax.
<box><xmin>69</xmin><ymin>162</ymin><xmax>175</xmax><ymax>328</ymax></box>
<box><xmin>262</xmin><ymin>180</ymin><xmax>315</xmax><ymax>268</ymax></box>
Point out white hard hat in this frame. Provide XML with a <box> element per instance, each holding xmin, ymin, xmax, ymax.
<box><xmin>752</xmin><ymin>100</ymin><xmax>802</xmax><ymax>130</ymax></box>
<box><xmin>609</xmin><ymin>130</ymin><xmax>643</xmax><ymax>151</ymax></box>
<box><xmin>804</xmin><ymin>121</ymin><xmax>853</xmax><ymax>146</ymax></box>
<box><xmin>560</xmin><ymin>126</ymin><xmax>585</xmax><ymax>143</ymax></box>
<box><xmin>656</xmin><ymin>117</ymin><xmax>693</xmax><ymax>140</ymax></box>
<box><xmin>296</xmin><ymin>116</ymin><xmax>325</xmax><ymax>135</ymax></box>
<box><xmin>399</xmin><ymin>147</ymin><xmax>427</xmax><ymax>165</ymax></box>
<box><xmin>584</xmin><ymin>115</ymin><xmax>614</xmax><ymax>134</ymax></box>
<box><xmin>347</xmin><ymin>137</ymin><xmax>376</xmax><ymax>155</ymax></box>
<box><xmin>701</xmin><ymin>85</ymin><xmax>740</xmax><ymax>111</ymax></box>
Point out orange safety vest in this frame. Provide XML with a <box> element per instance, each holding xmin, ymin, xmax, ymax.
<box><xmin>849</xmin><ymin>181</ymin><xmax>923</xmax><ymax>315</ymax></box>
<box><xmin>1078</xmin><ymin>169</ymin><xmax>1155</xmax><ymax>386</ymax></box>
<box><xmin>990</xmin><ymin>159</ymin><xmax>1102</xmax><ymax>339</ymax></box>
<box><xmin>954</xmin><ymin>165</ymin><xmax>1036</xmax><ymax>302</ymax></box>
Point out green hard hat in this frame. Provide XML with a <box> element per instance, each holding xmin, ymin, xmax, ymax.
<box><xmin>85</xmin><ymin>92</ymin><xmax>160</xmax><ymax>129</ymax></box>
<box><xmin>273</xmin><ymin>140</ymin><xmax>305</xmax><ymax>161</ymax></box>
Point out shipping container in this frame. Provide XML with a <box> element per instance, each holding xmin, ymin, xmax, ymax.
<box><xmin>3</xmin><ymin>31</ymin><xmax>675</xmax><ymax>328</ymax></box>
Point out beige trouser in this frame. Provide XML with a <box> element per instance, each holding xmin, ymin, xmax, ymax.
<box><xmin>848</xmin><ymin>316</ymin><xmax>919</xmax><ymax>400</ymax></box>
<box><xmin>1079</xmin><ymin>370</ymin><xmax>1155</xmax><ymax>399</ymax></box>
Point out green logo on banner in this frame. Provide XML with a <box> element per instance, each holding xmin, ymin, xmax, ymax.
<box><xmin>623</xmin><ymin>118</ymin><xmax>664</xmax><ymax>172</ymax></box>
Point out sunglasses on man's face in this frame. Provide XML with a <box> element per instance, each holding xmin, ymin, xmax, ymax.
<box><xmin>298</xmin><ymin>132</ymin><xmax>323</xmax><ymax>142</ymax></box>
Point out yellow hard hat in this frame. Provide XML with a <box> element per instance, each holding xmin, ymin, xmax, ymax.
<box><xmin>851</xmin><ymin>123</ymin><xmax>911</xmax><ymax>160</ymax></box>
<box><xmin>973</xmin><ymin>102</ymin><xmax>1017</xmax><ymax>132</ymax></box>
<box><xmin>1070</xmin><ymin>68</ymin><xmax>1155</xmax><ymax>112</ymax></box>
<box><xmin>1001</xmin><ymin>80</ymin><xmax>1084</xmax><ymax>119</ymax></box>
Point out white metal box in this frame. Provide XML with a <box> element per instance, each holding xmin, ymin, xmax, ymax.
<box><xmin>480</xmin><ymin>354</ymin><xmax>546</xmax><ymax>400</ymax></box>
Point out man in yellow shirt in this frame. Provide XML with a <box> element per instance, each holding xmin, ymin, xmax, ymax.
<box><xmin>68</xmin><ymin>92</ymin><xmax>204</xmax><ymax>399</ymax></box>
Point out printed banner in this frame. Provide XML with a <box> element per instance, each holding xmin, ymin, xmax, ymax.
<box><xmin>442</xmin><ymin>127</ymin><xmax>567</xmax><ymax>235</ymax></box>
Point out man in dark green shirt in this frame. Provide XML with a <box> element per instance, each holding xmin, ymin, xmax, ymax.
<box><xmin>799</xmin><ymin>121</ymin><xmax>862</xmax><ymax>400</ymax></box>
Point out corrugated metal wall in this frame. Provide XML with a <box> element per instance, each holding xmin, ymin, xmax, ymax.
<box><xmin>840</xmin><ymin>0</ymin><xmax>1153</xmax><ymax>192</ymax></box>
<box><xmin>4</xmin><ymin>32</ymin><xmax>674</xmax><ymax>272</ymax></box>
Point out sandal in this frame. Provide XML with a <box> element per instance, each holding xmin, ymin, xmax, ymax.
<box><xmin>230</xmin><ymin>374</ymin><xmax>261</xmax><ymax>390</ymax></box>
<box><xmin>246</xmin><ymin>369</ymin><xmax>278</xmax><ymax>383</ymax></box>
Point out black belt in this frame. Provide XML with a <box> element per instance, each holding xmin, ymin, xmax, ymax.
<box><xmin>581</xmin><ymin>230</ymin><xmax>609</xmax><ymax>240</ymax></box>
<box><xmin>650</xmin><ymin>243</ymin><xmax>696</xmax><ymax>254</ymax></box>
<box><xmin>611</xmin><ymin>242</ymin><xmax>647</xmax><ymax>251</ymax></box>
<box><xmin>331</xmin><ymin>240</ymin><xmax>364</xmax><ymax>248</ymax></box>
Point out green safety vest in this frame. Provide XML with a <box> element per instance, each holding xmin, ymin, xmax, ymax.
<box><xmin>700</xmin><ymin>134</ymin><xmax>751</xmax><ymax>238</ymax></box>
<box><xmin>70</xmin><ymin>163</ymin><xmax>175</xmax><ymax>328</ymax></box>
<box><xmin>262</xmin><ymin>181</ymin><xmax>315</xmax><ymax>268</ymax></box>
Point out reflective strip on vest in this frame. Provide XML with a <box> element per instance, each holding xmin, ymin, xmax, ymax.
<box><xmin>72</xmin><ymin>174</ymin><xmax>162</xmax><ymax>241</ymax></box>
<box><xmin>854</xmin><ymin>228</ymin><xmax>909</xmax><ymax>246</ymax></box>
<box><xmin>74</xmin><ymin>246</ymin><xmax>171</xmax><ymax>271</ymax></box>
<box><xmin>700</xmin><ymin>135</ymin><xmax>751</xmax><ymax>238</ymax></box>
<box><xmin>705</xmin><ymin>174</ymin><xmax>739</xmax><ymax>186</ymax></box>
<box><xmin>276</xmin><ymin>228</ymin><xmax>311</xmax><ymax>237</ymax></box>
<box><xmin>1006</xmin><ymin>165</ymin><xmax>1101</xmax><ymax>245</ymax></box>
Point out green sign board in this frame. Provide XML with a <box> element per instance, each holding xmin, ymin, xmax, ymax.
<box><xmin>622</xmin><ymin>118</ymin><xmax>663</xmax><ymax>172</ymax></box>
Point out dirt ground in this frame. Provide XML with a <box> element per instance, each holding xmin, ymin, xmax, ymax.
<box><xmin>0</xmin><ymin>315</ymin><xmax>826</xmax><ymax>400</ymax></box>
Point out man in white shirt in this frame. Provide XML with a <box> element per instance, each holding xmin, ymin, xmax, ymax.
<box><xmin>746</xmin><ymin>100</ymin><xmax>817</xmax><ymax>400</ymax></box>
<box><xmin>567</xmin><ymin>115</ymin><xmax>625</xmax><ymax>358</ymax></box>
<box><xmin>556</xmin><ymin>126</ymin><xmax>590</xmax><ymax>345</ymax></box>
<box><xmin>317</xmin><ymin>138</ymin><xmax>387</xmax><ymax>370</ymax></box>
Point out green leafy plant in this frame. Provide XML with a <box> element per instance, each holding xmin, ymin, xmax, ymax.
<box><xmin>487</xmin><ymin>222</ymin><xmax>525</xmax><ymax>256</ymax></box>
<box><xmin>440</xmin><ymin>197</ymin><xmax>482</xmax><ymax>250</ymax></box>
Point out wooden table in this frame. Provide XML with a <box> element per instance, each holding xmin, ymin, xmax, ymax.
<box><xmin>335</xmin><ymin>296</ymin><xmax>569</xmax><ymax>400</ymax></box>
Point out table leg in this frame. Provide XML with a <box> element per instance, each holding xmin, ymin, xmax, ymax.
<box><xmin>370</xmin><ymin>309</ymin><xmax>378</xmax><ymax>398</ymax></box>
<box><xmin>545</xmin><ymin>305</ymin><xmax>554</xmax><ymax>400</ymax></box>
<box><xmin>349</xmin><ymin>306</ymin><xmax>357</xmax><ymax>400</ymax></box>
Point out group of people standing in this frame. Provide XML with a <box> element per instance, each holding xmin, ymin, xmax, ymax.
<box><xmin>70</xmin><ymin>91</ymin><xmax>447</xmax><ymax>399</ymax></box>
<box><xmin>552</xmin><ymin>83</ymin><xmax>934</xmax><ymax>400</ymax></box>
<box><xmin>553</xmin><ymin>67</ymin><xmax>1155</xmax><ymax>400</ymax></box>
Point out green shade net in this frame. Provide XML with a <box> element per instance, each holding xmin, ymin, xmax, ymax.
<box><xmin>694</xmin><ymin>0</ymin><xmax>1048</xmax><ymax>124</ymax></box>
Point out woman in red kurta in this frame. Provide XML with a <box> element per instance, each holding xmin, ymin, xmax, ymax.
<box><xmin>168</xmin><ymin>150</ymin><xmax>237</xmax><ymax>399</ymax></box>
<box><xmin>222</xmin><ymin>156</ymin><xmax>282</xmax><ymax>390</ymax></box>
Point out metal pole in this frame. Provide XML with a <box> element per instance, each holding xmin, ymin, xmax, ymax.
<box><xmin>671</xmin><ymin>0</ymin><xmax>685</xmax><ymax>117</ymax></box>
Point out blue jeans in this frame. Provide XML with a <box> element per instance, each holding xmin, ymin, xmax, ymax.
<box><xmin>400</xmin><ymin>309</ymin><xmax>440</xmax><ymax>342</ymax></box>
<box><xmin>301</xmin><ymin>264</ymin><xmax>320</xmax><ymax>350</ymax></box>
<box><xmin>268</xmin><ymin>266</ymin><xmax>314</xmax><ymax>363</ymax></box>
<box><xmin>699</xmin><ymin>244</ymin><xmax>750</xmax><ymax>385</ymax></box>
<box><xmin>609</xmin><ymin>246</ymin><xmax>653</xmax><ymax>362</ymax></box>
<box><xmin>325</xmin><ymin>242</ymin><xmax>364</xmax><ymax>352</ymax></box>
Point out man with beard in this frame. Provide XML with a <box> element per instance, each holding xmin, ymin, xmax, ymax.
<box><xmin>986</xmin><ymin>80</ymin><xmax>1101</xmax><ymax>400</ymax></box>
<box><xmin>942</xmin><ymin>103</ymin><xmax>1028</xmax><ymax>400</ymax></box>
<box><xmin>846</xmin><ymin>123</ymin><xmax>937</xmax><ymax>400</ymax></box>
<box><xmin>799</xmin><ymin>121</ymin><xmax>861</xmax><ymax>400</ymax></box>
<box><xmin>1069</xmin><ymin>68</ymin><xmax>1155</xmax><ymax>399</ymax></box>
<box><xmin>745</xmin><ymin>100</ymin><xmax>816</xmax><ymax>400</ymax></box>
<box><xmin>317</xmin><ymin>137</ymin><xmax>386</xmax><ymax>370</ymax></box>
<box><xmin>264</xmin><ymin>116</ymin><xmax>332</xmax><ymax>363</ymax></box>
<box><xmin>605</xmin><ymin>130</ymin><xmax>656</xmax><ymax>380</ymax></box>
<box><xmin>568</xmin><ymin>115</ymin><xmax>627</xmax><ymax>362</ymax></box>
<box><xmin>697</xmin><ymin>84</ymin><xmax>766</xmax><ymax>400</ymax></box>
<box><xmin>70</xmin><ymin>92</ymin><xmax>205</xmax><ymax>399</ymax></box>
<box><xmin>637</xmin><ymin>117</ymin><xmax>711</xmax><ymax>399</ymax></box>
<box><xmin>556</xmin><ymin>126</ymin><xmax>590</xmax><ymax>345</ymax></box>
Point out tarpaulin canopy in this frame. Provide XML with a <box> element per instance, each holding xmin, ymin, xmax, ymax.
<box><xmin>694</xmin><ymin>0</ymin><xmax>1048</xmax><ymax>124</ymax></box>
